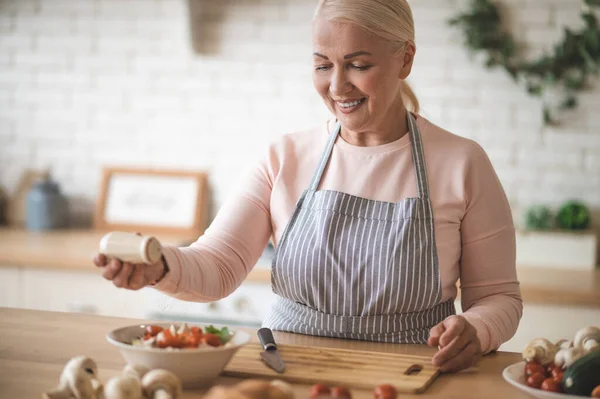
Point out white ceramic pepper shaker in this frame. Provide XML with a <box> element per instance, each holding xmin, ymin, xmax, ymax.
<box><xmin>99</xmin><ymin>232</ymin><xmax>162</xmax><ymax>265</ymax></box>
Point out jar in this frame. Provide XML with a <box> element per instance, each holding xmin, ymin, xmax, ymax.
<box><xmin>26</xmin><ymin>178</ymin><xmax>69</xmax><ymax>231</ymax></box>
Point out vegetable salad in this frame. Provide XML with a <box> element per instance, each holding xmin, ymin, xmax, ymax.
<box><xmin>132</xmin><ymin>323</ymin><xmax>233</xmax><ymax>349</ymax></box>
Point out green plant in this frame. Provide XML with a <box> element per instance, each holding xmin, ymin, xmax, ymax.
<box><xmin>556</xmin><ymin>200</ymin><xmax>592</xmax><ymax>230</ymax></box>
<box><xmin>524</xmin><ymin>205</ymin><xmax>554</xmax><ymax>230</ymax></box>
<box><xmin>449</xmin><ymin>0</ymin><xmax>600</xmax><ymax>125</ymax></box>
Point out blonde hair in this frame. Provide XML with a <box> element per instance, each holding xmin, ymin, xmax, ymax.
<box><xmin>314</xmin><ymin>0</ymin><xmax>420</xmax><ymax>113</ymax></box>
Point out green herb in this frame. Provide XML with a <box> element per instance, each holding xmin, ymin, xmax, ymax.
<box><xmin>449</xmin><ymin>0</ymin><xmax>600</xmax><ymax>125</ymax></box>
<box><xmin>556</xmin><ymin>200</ymin><xmax>591</xmax><ymax>230</ymax></box>
<box><xmin>205</xmin><ymin>325</ymin><xmax>232</xmax><ymax>343</ymax></box>
<box><xmin>525</xmin><ymin>205</ymin><xmax>554</xmax><ymax>230</ymax></box>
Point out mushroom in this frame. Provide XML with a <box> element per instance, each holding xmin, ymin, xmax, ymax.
<box><xmin>270</xmin><ymin>380</ymin><xmax>294</xmax><ymax>399</ymax></box>
<box><xmin>104</xmin><ymin>376</ymin><xmax>142</xmax><ymax>399</ymax></box>
<box><xmin>554</xmin><ymin>346</ymin><xmax>585</xmax><ymax>369</ymax></box>
<box><xmin>123</xmin><ymin>364</ymin><xmax>150</xmax><ymax>380</ymax></box>
<box><xmin>141</xmin><ymin>369</ymin><xmax>182</xmax><ymax>399</ymax></box>
<box><xmin>555</xmin><ymin>339</ymin><xmax>573</xmax><ymax>350</ymax></box>
<box><xmin>522</xmin><ymin>338</ymin><xmax>557</xmax><ymax>365</ymax></box>
<box><xmin>234</xmin><ymin>379</ymin><xmax>294</xmax><ymax>399</ymax></box>
<box><xmin>574</xmin><ymin>326</ymin><xmax>600</xmax><ymax>353</ymax></box>
<box><xmin>43</xmin><ymin>356</ymin><xmax>103</xmax><ymax>399</ymax></box>
<box><xmin>204</xmin><ymin>386</ymin><xmax>248</xmax><ymax>399</ymax></box>
<box><xmin>103</xmin><ymin>364</ymin><xmax>149</xmax><ymax>399</ymax></box>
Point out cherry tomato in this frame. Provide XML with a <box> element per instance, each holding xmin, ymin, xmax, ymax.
<box><xmin>145</xmin><ymin>325</ymin><xmax>163</xmax><ymax>337</ymax></box>
<box><xmin>547</xmin><ymin>364</ymin><xmax>562</xmax><ymax>375</ymax></box>
<box><xmin>591</xmin><ymin>385</ymin><xmax>600</xmax><ymax>398</ymax></box>
<box><xmin>310</xmin><ymin>384</ymin><xmax>331</xmax><ymax>399</ymax></box>
<box><xmin>203</xmin><ymin>333</ymin><xmax>222</xmax><ymax>347</ymax></box>
<box><xmin>540</xmin><ymin>378</ymin><xmax>562</xmax><ymax>393</ymax></box>
<box><xmin>550</xmin><ymin>369</ymin><xmax>564</xmax><ymax>383</ymax></box>
<box><xmin>545</xmin><ymin>362</ymin><xmax>556</xmax><ymax>373</ymax></box>
<box><xmin>526</xmin><ymin>373</ymin><xmax>546</xmax><ymax>389</ymax></box>
<box><xmin>331</xmin><ymin>386</ymin><xmax>351</xmax><ymax>399</ymax></box>
<box><xmin>180</xmin><ymin>331</ymin><xmax>201</xmax><ymax>348</ymax></box>
<box><xmin>190</xmin><ymin>326</ymin><xmax>203</xmax><ymax>337</ymax></box>
<box><xmin>525</xmin><ymin>361</ymin><xmax>546</xmax><ymax>377</ymax></box>
<box><xmin>374</xmin><ymin>384</ymin><xmax>397</xmax><ymax>399</ymax></box>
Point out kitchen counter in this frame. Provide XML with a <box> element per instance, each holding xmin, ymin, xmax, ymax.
<box><xmin>0</xmin><ymin>227</ymin><xmax>598</xmax><ymax>308</ymax></box>
<box><xmin>0</xmin><ymin>307</ymin><xmax>530</xmax><ymax>399</ymax></box>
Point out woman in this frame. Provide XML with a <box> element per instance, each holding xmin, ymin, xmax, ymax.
<box><xmin>94</xmin><ymin>0</ymin><xmax>522</xmax><ymax>373</ymax></box>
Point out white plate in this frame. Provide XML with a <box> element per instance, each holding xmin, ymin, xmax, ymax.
<box><xmin>502</xmin><ymin>362</ymin><xmax>579</xmax><ymax>399</ymax></box>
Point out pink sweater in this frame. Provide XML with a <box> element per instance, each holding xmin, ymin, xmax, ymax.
<box><xmin>156</xmin><ymin>115</ymin><xmax>523</xmax><ymax>353</ymax></box>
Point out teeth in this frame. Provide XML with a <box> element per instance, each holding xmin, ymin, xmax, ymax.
<box><xmin>338</xmin><ymin>99</ymin><xmax>364</xmax><ymax>108</ymax></box>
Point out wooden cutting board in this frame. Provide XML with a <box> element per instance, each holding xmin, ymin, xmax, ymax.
<box><xmin>222</xmin><ymin>343</ymin><xmax>439</xmax><ymax>393</ymax></box>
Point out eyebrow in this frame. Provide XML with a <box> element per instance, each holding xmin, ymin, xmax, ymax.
<box><xmin>313</xmin><ymin>51</ymin><xmax>372</xmax><ymax>60</ymax></box>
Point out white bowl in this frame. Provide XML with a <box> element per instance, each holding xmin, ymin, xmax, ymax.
<box><xmin>502</xmin><ymin>361</ymin><xmax>580</xmax><ymax>399</ymax></box>
<box><xmin>107</xmin><ymin>323</ymin><xmax>250</xmax><ymax>387</ymax></box>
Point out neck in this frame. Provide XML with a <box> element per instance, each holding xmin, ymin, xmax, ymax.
<box><xmin>340</xmin><ymin>106</ymin><xmax>409</xmax><ymax>147</ymax></box>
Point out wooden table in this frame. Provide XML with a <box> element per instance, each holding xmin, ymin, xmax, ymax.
<box><xmin>0</xmin><ymin>307</ymin><xmax>532</xmax><ymax>399</ymax></box>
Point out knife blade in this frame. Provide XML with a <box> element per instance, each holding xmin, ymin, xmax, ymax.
<box><xmin>257</xmin><ymin>327</ymin><xmax>285</xmax><ymax>373</ymax></box>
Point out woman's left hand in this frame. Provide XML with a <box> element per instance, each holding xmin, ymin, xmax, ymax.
<box><xmin>427</xmin><ymin>315</ymin><xmax>482</xmax><ymax>373</ymax></box>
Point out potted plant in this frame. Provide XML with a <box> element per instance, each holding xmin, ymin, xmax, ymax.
<box><xmin>516</xmin><ymin>201</ymin><xmax>597</xmax><ymax>270</ymax></box>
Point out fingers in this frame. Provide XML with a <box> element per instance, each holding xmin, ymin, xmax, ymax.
<box><xmin>432</xmin><ymin>333</ymin><xmax>471</xmax><ymax>367</ymax></box>
<box><xmin>113</xmin><ymin>262</ymin><xmax>134</xmax><ymax>288</ymax></box>
<box><xmin>439</xmin><ymin>316</ymin><xmax>466</xmax><ymax>347</ymax></box>
<box><xmin>427</xmin><ymin>322</ymin><xmax>446</xmax><ymax>348</ymax></box>
<box><xmin>93</xmin><ymin>253</ymin><xmax>108</xmax><ymax>267</ymax></box>
<box><xmin>102</xmin><ymin>258</ymin><xmax>123</xmax><ymax>280</ymax></box>
<box><xmin>436</xmin><ymin>342</ymin><xmax>481</xmax><ymax>373</ymax></box>
<box><xmin>128</xmin><ymin>264</ymin><xmax>146</xmax><ymax>290</ymax></box>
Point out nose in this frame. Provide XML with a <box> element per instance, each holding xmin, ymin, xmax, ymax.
<box><xmin>329</xmin><ymin>68</ymin><xmax>352</xmax><ymax>97</ymax></box>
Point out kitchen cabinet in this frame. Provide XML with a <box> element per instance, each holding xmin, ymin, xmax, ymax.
<box><xmin>0</xmin><ymin>266</ymin><xmax>21</xmax><ymax>308</ymax></box>
<box><xmin>21</xmin><ymin>267</ymin><xmax>149</xmax><ymax>317</ymax></box>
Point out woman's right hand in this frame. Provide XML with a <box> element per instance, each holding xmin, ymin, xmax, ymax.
<box><xmin>93</xmin><ymin>254</ymin><xmax>165</xmax><ymax>290</ymax></box>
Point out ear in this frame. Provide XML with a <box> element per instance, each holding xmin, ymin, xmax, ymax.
<box><xmin>399</xmin><ymin>42</ymin><xmax>416</xmax><ymax>80</ymax></box>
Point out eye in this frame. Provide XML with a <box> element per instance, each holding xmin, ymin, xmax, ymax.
<box><xmin>351</xmin><ymin>64</ymin><xmax>371</xmax><ymax>71</ymax></box>
<box><xmin>315</xmin><ymin>65</ymin><xmax>331</xmax><ymax>72</ymax></box>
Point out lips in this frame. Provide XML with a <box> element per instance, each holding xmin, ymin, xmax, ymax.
<box><xmin>335</xmin><ymin>98</ymin><xmax>366</xmax><ymax>114</ymax></box>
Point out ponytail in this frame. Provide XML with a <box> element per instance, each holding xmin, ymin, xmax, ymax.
<box><xmin>400</xmin><ymin>81</ymin><xmax>419</xmax><ymax>114</ymax></box>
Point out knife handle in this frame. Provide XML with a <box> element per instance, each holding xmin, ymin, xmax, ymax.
<box><xmin>258</xmin><ymin>327</ymin><xmax>277</xmax><ymax>350</ymax></box>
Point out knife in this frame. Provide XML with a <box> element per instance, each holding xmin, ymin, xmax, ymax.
<box><xmin>257</xmin><ymin>327</ymin><xmax>285</xmax><ymax>373</ymax></box>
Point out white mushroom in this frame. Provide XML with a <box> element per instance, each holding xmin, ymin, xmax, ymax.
<box><xmin>554</xmin><ymin>346</ymin><xmax>585</xmax><ymax>369</ymax></box>
<box><xmin>555</xmin><ymin>339</ymin><xmax>573</xmax><ymax>350</ymax></box>
<box><xmin>43</xmin><ymin>356</ymin><xmax>103</xmax><ymax>399</ymax></box>
<box><xmin>523</xmin><ymin>338</ymin><xmax>557</xmax><ymax>365</ymax></box>
<box><xmin>141</xmin><ymin>369</ymin><xmax>182</xmax><ymax>399</ymax></box>
<box><xmin>104</xmin><ymin>376</ymin><xmax>142</xmax><ymax>399</ymax></box>
<box><xmin>573</xmin><ymin>326</ymin><xmax>600</xmax><ymax>353</ymax></box>
<box><xmin>123</xmin><ymin>364</ymin><xmax>150</xmax><ymax>380</ymax></box>
<box><xmin>270</xmin><ymin>380</ymin><xmax>295</xmax><ymax>399</ymax></box>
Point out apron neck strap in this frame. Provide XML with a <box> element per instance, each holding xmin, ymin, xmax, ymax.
<box><xmin>309</xmin><ymin>113</ymin><xmax>430</xmax><ymax>200</ymax></box>
<box><xmin>308</xmin><ymin>122</ymin><xmax>340</xmax><ymax>191</ymax></box>
<box><xmin>407</xmin><ymin>112</ymin><xmax>430</xmax><ymax>200</ymax></box>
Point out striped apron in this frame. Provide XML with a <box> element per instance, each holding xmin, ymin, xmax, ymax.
<box><xmin>263</xmin><ymin>112</ymin><xmax>455</xmax><ymax>343</ymax></box>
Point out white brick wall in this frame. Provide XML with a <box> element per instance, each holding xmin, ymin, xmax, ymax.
<box><xmin>1</xmin><ymin>0</ymin><xmax>599</xmax><ymax>229</ymax></box>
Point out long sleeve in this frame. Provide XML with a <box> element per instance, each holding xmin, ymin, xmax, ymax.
<box><xmin>458</xmin><ymin>144</ymin><xmax>523</xmax><ymax>353</ymax></box>
<box><xmin>152</xmin><ymin>156</ymin><xmax>274</xmax><ymax>302</ymax></box>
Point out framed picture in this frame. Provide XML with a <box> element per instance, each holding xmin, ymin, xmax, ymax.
<box><xmin>94</xmin><ymin>167</ymin><xmax>209</xmax><ymax>237</ymax></box>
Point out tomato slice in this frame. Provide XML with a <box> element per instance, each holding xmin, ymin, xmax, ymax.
<box><xmin>145</xmin><ymin>325</ymin><xmax>163</xmax><ymax>337</ymax></box>
<box><xmin>156</xmin><ymin>329</ymin><xmax>183</xmax><ymax>349</ymax></box>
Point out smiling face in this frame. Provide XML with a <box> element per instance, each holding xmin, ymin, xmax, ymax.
<box><xmin>312</xmin><ymin>17</ymin><xmax>415</xmax><ymax>137</ymax></box>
